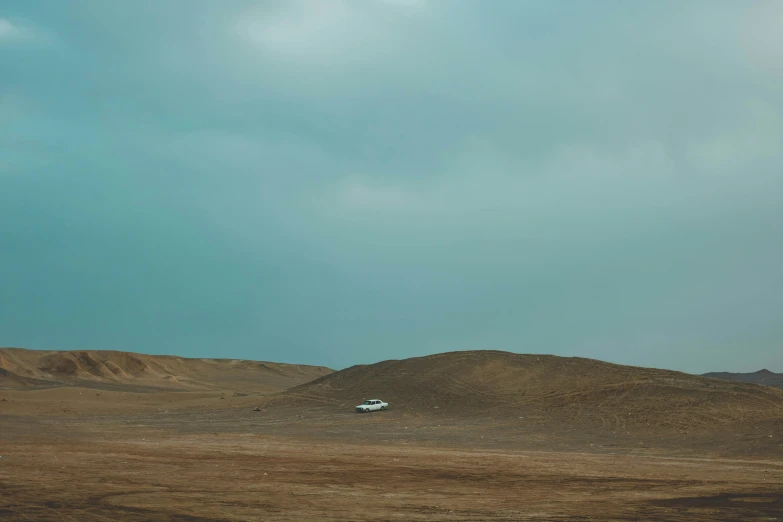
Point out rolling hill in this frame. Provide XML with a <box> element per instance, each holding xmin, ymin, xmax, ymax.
<box><xmin>281</xmin><ymin>350</ymin><xmax>783</xmax><ymax>433</ymax></box>
<box><xmin>702</xmin><ymin>369</ymin><xmax>783</xmax><ymax>390</ymax></box>
<box><xmin>0</xmin><ymin>347</ymin><xmax>333</xmax><ymax>393</ymax></box>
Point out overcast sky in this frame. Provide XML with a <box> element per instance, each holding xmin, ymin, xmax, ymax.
<box><xmin>2</xmin><ymin>1</ymin><xmax>782</xmax><ymax>372</ymax></box>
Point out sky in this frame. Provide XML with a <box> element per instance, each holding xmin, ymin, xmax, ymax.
<box><xmin>1</xmin><ymin>1</ymin><xmax>782</xmax><ymax>373</ymax></box>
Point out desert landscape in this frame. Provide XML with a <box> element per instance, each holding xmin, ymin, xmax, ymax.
<box><xmin>5</xmin><ymin>1</ymin><xmax>782</xmax><ymax>520</ymax></box>
<box><xmin>1</xmin><ymin>347</ymin><xmax>781</xmax><ymax>521</ymax></box>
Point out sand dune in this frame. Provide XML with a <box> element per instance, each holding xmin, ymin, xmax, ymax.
<box><xmin>0</xmin><ymin>347</ymin><xmax>332</xmax><ymax>393</ymax></box>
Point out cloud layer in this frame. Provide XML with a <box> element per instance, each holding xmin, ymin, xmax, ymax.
<box><xmin>1</xmin><ymin>1</ymin><xmax>781</xmax><ymax>371</ymax></box>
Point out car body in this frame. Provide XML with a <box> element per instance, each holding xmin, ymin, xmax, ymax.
<box><xmin>355</xmin><ymin>399</ymin><xmax>388</xmax><ymax>413</ymax></box>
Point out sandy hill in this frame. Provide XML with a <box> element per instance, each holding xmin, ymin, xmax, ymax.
<box><xmin>702</xmin><ymin>369</ymin><xmax>783</xmax><ymax>390</ymax></box>
<box><xmin>281</xmin><ymin>350</ymin><xmax>783</xmax><ymax>433</ymax></box>
<box><xmin>0</xmin><ymin>347</ymin><xmax>332</xmax><ymax>393</ymax></box>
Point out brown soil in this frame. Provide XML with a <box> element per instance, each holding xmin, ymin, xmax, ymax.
<box><xmin>1</xmin><ymin>349</ymin><xmax>782</xmax><ymax>521</ymax></box>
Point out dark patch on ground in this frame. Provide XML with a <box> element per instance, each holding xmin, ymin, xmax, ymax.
<box><xmin>649</xmin><ymin>492</ymin><xmax>783</xmax><ymax>519</ymax></box>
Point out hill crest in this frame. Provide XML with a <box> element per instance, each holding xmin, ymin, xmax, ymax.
<box><xmin>702</xmin><ymin>368</ymin><xmax>783</xmax><ymax>390</ymax></box>
<box><xmin>0</xmin><ymin>347</ymin><xmax>333</xmax><ymax>393</ymax></box>
<box><xmin>281</xmin><ymin>350</ymin><xmax>783</xmax><ymax>433</ymax></box>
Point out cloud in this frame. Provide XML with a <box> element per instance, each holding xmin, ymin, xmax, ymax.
<box><xmin>377</xmin><ymin>0</ymin><xmax>425</xmax><ymax>5</ymax></box>
<box><xmin>0</xmin><ymin>92</ymin><xmax>57</xmax><ymax>174</ymax></box>
<box><xmin>687</xmin><ymin>98</ymin><xmax>783</xmax><ymax>172</ymax></box>
<box><xmin>2</xmin><ymin>1</ymin><xmax>782</xmax><ymax>371</ymax></box>
<box><xmin>325</xmin><ymin>139</ymin><xmax>680</xmax><ymax>218</ymax></box>
<box><xmin>332</xmin><ymin>179</ymin><xmax>414</xmax><ymax>211</ymax></box>
<box><xmin>236</xmin><ymin>1</ymin><xmax>356</xmax><ymax>58</ymax></box>
<box><xmin>0</xmin><ymin>17</ymin><xmax>22</xmax><ymax>39</ymax></box>
<box><xmin>0</xmin><ymin>16</ymin><xmax>50</xmax><ymax>44</ymax></box>
<box><xmin>736</xmin><ymin>3</ymin><xmax>783</xmax><ymax>78</ymax></box>
<box><xmin>233</xmin><ymin>0</ymin><xmax>429</xmax><ymax>64</ymax></box>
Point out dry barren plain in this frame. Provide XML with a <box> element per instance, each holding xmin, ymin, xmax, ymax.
<box><xmin>1</xmin><ymin>348</ymin><xmax>782</xmax><ymax>521</ymax></box>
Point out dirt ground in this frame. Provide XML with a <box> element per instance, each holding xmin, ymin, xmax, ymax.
<box><xmin>2</xmin><ymin>350</ymin><xmax>782</xmax><ymax>520</ymax></box>
<box><xmin>2</xmin><ymin>397</ymin><xmax>782</xmax><ymax>521</ymax></box>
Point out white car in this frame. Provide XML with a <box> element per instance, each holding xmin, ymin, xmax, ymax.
<box><xmin>355</xmin><ymin>399</ymin><xmax>388</xmax><ymax>413</ymax></box>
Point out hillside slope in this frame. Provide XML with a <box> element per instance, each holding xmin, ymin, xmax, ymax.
<box><xmin>702</xmin><ymin>369</ymin><xmax>783</xmax><ymax>390</ymax></box>
<box><xmin>282</xmin><ymin>350</ymin><xmax>783</xmax><ymax>433</ymax></box>
<box><xmin>0</xmin><ymin>347</ymin><xmax>333</xmax><ymax>393</ymax></box>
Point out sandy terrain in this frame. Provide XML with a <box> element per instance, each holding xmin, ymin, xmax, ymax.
<box><xmin>1</xmin><ymin>349</ymin><xmax>782</xmax><ymax>520</ymax></box>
